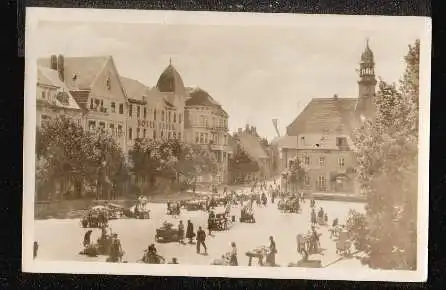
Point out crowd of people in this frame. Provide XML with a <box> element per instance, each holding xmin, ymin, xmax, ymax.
<box><xmin>74</xmin><ymin>177</ymin><xmax>348</xmax><ymax>266</ymax></box>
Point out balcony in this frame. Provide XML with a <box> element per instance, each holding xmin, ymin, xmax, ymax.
<box><xmin>210</xmin><ymin>143</ymin><xmax>232</xmax><ymax>152</ymax></box>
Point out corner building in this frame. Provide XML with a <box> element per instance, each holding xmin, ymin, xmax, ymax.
<box><xmin>184</xmin><ymin>88</ymin><xmax>232</xmax><ymax>184</ymax></box>
<box><xmin>273</xmin><ymin>41</ymin><xmax>377</xmax><ymax>195</ymax></box>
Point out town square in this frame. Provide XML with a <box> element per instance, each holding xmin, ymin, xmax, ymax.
<box><xmin>24</xmin><ymin>10</ymin><xmax>429</xmax><ymax>280</ymax></box>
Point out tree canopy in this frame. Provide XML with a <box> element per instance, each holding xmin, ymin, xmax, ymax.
<box><xmin>36</xmin><ymin>116</ymin><xmax>127</xmax><ymax>200</ymax></box>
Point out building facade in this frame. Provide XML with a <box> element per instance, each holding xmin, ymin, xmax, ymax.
<box><xmin>36</xmin><ymin>55</ymin><xmax>232</xmax><ymax>186</ymax></box>
<box><xmin>36</xmin><ymin>65</ymin><xmax>82</xmax><ymax>127</ymax></box>
<box><xmin>184</xmin><ymin>87</ymin><xmax>232</xmax><ymax>184</ymax></box>
<box><xmin>274</xmin><ymin>41</ymin><xmax>377</xmax><ymax>194</ymax></box>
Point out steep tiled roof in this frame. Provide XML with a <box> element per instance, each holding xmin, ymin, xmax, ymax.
<box><xmin>286</xmin><ymin>97</ymin><xmax>357</xmax><ymax>136</ymax></box>
<box><xmin>186</xmin><ymin>87</ymin><xmax>228</xmax><ymax>116</ymax></box>
<box><xmin>69</xmin><ymin>90</ymin><xmax>90</xmax><ymax>109</ymax></box>
<box><xmin>38</xmin><ymin>56</ymin><xmax>109</xmax><ymax>90</ymax></box>
<box><xmin>37</xmin><ymin>66</ymin><xmax>81</xmax><ymax>110</ymax></box>
<box><xmin>236</xmin><ymin>134</ymin><xmax>269</xmax><ymax>161</ymax></box>
<box><xmin>120</xmin><ymin>76</ymin><xmax>149</xmax><ymax>102</ymax></box>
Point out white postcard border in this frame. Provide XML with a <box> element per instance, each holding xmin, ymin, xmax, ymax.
<box><xmin>22</xmin><ymin>8</ymin><xmax>431</xmax><ymax>282</ymax></box>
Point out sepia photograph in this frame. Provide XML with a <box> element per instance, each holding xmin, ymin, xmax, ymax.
<box><xmin>23</xmin><ymin>8</ymin><xmax>431</xmax><ymax>282</ymax></box>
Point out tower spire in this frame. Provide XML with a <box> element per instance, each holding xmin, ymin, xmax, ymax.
<box><xmin>169</xmin><ymin>57</ymin><xmax>172</xmax><ymax>65</ymax></box>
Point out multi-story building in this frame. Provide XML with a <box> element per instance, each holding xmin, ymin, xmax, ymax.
<box><xmin>184</xmin><ymin>87</ymin><xmax>232</xmax><ymax>184</ymax></box>
<box><xmin>120</xmin><ymin>76</ymin><xmax>182</xmax><ymax>147</ymax></box>
<box><xmin>36</xmin><ymin>56</ymin><xmax>232</xmax><ymax>187</ymax></box>
<box><xmin>273</xmin><ymin>41</ymin><xmax>377</xmax><ymax>194</ymax></box>
<box><xmin>36</xmin><ymin>64</ymin><xmax>82</xmax><ymax>127</ymax></box>
<box><xmin>155</xmin><ymin>61</ymin><xmax>186</xmax><ymax>142</ymax></box>
<box><xmin>38</xmin><ymin>55</ymin><xmax>129</xmax><ymax>151</ymax></box>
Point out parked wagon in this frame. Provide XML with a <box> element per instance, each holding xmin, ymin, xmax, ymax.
<box><xmin>106</xmin><ymin>203</ymin><xmax>125</xmax><ymax>220</ymax></box>
<box><xmin>336</xmin><ymin>231</ymin><xmax>352</xmax><ymax>256</ymax></box>
<box><xmin>245</xmin><ymin>246</ymin><xmax>274</xmax><ymax>266</ymax></box>
<box><xmin>185</xmin><ymin>200</ymin><xmax>206</xmax><ymax>211</ymax></box>
<box><xmin>209</xmin><ymin>212</ymin><xmax>231</xmax><ymax>231</ymax></box>
<box><xmin>81</xmin><ymin>206</ymin><xmax>109</xmax><ymax>228</ymax></box>
<box><xmin>155</xmin><ymin>222</ymin><xmax>181</xmax><ymax>243</ymax></box>
<box><xmin>240</xmin><ymin>207</ymin><xmax>255</xmax><ymax>223</ymax></box>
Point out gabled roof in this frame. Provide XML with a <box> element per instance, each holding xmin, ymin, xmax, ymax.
<box><xmin>38</xmin><ymin>56</ymin><xmax>109</xmax><ymax>90</ymax></box>
<box><xmin>286</xmin><ymin>97</ymin><xmax>357</xmax><ymax>136</ymax></box>
<box><xmin>186</xmin><ymin>87</ymin><xmax>228</xmax><ymax>116</ymax></box>
<box><xmin>236</xmin><ymin>134</ymin><xmax>269</xmax><ymax>161</ymax></box>
<box><xmin>37</xmin><ymin>66</ymin><xmax>81</xmax><ymax>110</ymax></box>
<box><xmin>120</xmin><ymin>76</ymin><xmax>149</xmax><ymax>101</ymax></box>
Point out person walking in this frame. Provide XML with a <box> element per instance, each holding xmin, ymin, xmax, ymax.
<box><xmin>178</xmin><ymin>220</ymin><xmax>185</xmax><ymax>244</ymax></box>
<box><xmin>196</xmin><ymin>226</ymin><xmax>207</xmax><ymax>254</ymax></box>
<box><xmin>186</xmin><ymin>220</ymin><xmax>195</xmax><ymax>244</ymax></box>
<box><xmin>33</xmin><ymin>241</ymin><xmax>39</xmax><ymax>259</ymax></box>
<box><xmin>229</xmin><ymin>242</ymin><xmax>238</xmax><ymax>266</ymax></box>
<box><xmin>83</xmin><ymin>230</ymin><xmax>93</xmax><ymax>248</ymax></box>
<box><xmin>268</xmin><ymin>236</ymin><xmax>277</xmax><ymax>266</ymax></box>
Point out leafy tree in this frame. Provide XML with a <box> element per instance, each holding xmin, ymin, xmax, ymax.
<box><xmin>129</xmin><ymin>139</ymin><xmax>219</xmax><ymax>192</ymax></box>
<box><xmin>228</xmin><ymin>143</ymin><xmax>260</xmax><ymax>183</ymax></box>
<box><xmin>36</xmin><ymin>116</ymin><xmax>127</xmax><ymax>200</ymax></box>
<box><xmin>352</xmin><ymin>40</ymin><xmax>419</xmax><ymax>270</ymax></box>
<box><xmin>288</xmin><ymin>158</ymin><xmax>306</xmax><ymax>192</ymax></box>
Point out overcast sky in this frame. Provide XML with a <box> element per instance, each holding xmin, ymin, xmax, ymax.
<box><xmin>34</xmin><ymin>18</ymin><xmax>424</xmax><ymax>140</ymax></box>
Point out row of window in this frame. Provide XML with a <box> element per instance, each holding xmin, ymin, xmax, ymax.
<box><xmin>128</xmin><ymin>127</ymin><xmax>181</xmax><ymax>141</ymax></box>
<box><xmin>89</xmin><ymin>98</ymin><xmax>125</xmax><ymax>114</ymax></box>
<box><xmin>291</xmin><ymin>155</ymin><xmax>345</xmax><ymax>168</ymax></box>
<box><xmin>129</xmin><ymin>104</ymin><xmax>182</xmax><ymax>124</ymax></box>
<box><xmin>194</xmin><ymin>132</ymin><xmax>228</xmax><ymax>145</ymax></box>
<box><xmin>190</xmin><ymin>115</ymin><xmax>228</xmax><ymax>129</ymax></box>
<box><xmin>88</xmin><ymin>99</ymin><xmax>184</xmax><ymax>125</ymax></box>
<box><xmin>88</xmin><ymin>120</ymin><xmax>124</xmax><ymax>136</ymax></box>
<box><xmin>136</xmin><ymin>120</ymin><xmax>176</xmax><ymax>131</ymax></box>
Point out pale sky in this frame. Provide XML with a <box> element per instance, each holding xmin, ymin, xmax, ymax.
<box><xmin>34</xmin><ymin>18</ymin><xmax>425</xmax><ymax>140</ymax></box>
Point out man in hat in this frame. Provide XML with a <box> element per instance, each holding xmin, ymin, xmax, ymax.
<box><xmin>196</xmin><ymin>226</ymin><xmax>207</xmax><ymax>254</ymax></box>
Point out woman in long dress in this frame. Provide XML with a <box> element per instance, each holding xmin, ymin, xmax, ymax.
<box><xmin>230</xmin><ymin>242</ymin><xmax>238</xmax><ymax>266</ymax></box>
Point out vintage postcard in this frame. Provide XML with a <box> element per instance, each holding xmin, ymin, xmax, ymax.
<box><xmin>23</xmin><ymin>8</ymin><xmax>431</xmax><ymax>281</ymax></box>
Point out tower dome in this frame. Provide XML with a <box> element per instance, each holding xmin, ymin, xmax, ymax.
<box><xmin>156</xmin><ymin>60</ymin><xmax>186</xmax><ymax>95</ymax></box>
<box><xmin>361</xmin><ymin>39</ymin><xmax>374</xmax><ymax>64</ymax></box>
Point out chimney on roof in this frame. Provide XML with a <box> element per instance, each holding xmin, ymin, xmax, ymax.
<box><xmin>50</xmin><ymin>55</ymin><xmax>57</xmax><ymax>70</ymax></box>
<box><xmin>57</xmin><ymin>55</ymin><xmax>65</xmax><ymax>82</ymax></box>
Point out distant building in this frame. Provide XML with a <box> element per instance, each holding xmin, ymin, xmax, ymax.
<box><xmin>229</xmin><ymin>125</ymin><xmax>273</xmax><ymax>184</ymax></box>
<box><xmin>184</xmin><ymin>87</ymin><xmax>232</xmax><ymax>184</ymax></box>
<box><xmin>155</xmin><ymin>62</ymin><xmax>187</xmax><ymax>142</ymax></box>
<box><xmin>273</xmin><ymin>41</ymin><xmax>377</xmax><ymax>194</ymax></box>
<box><xmin>36</xmin><ymin>65</ymin><xmax>82</xmax><ymax>127</ymax></box>
<box><xmin>38</xmin><ymin>55</ymin><xmax>129</xmax><ymax>151</ymax></box>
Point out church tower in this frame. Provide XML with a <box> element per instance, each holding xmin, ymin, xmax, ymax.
<box><xmin>355</xmin><ymin>39</ymin><xmax>377</xmax><ymax>122</ymax></box>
